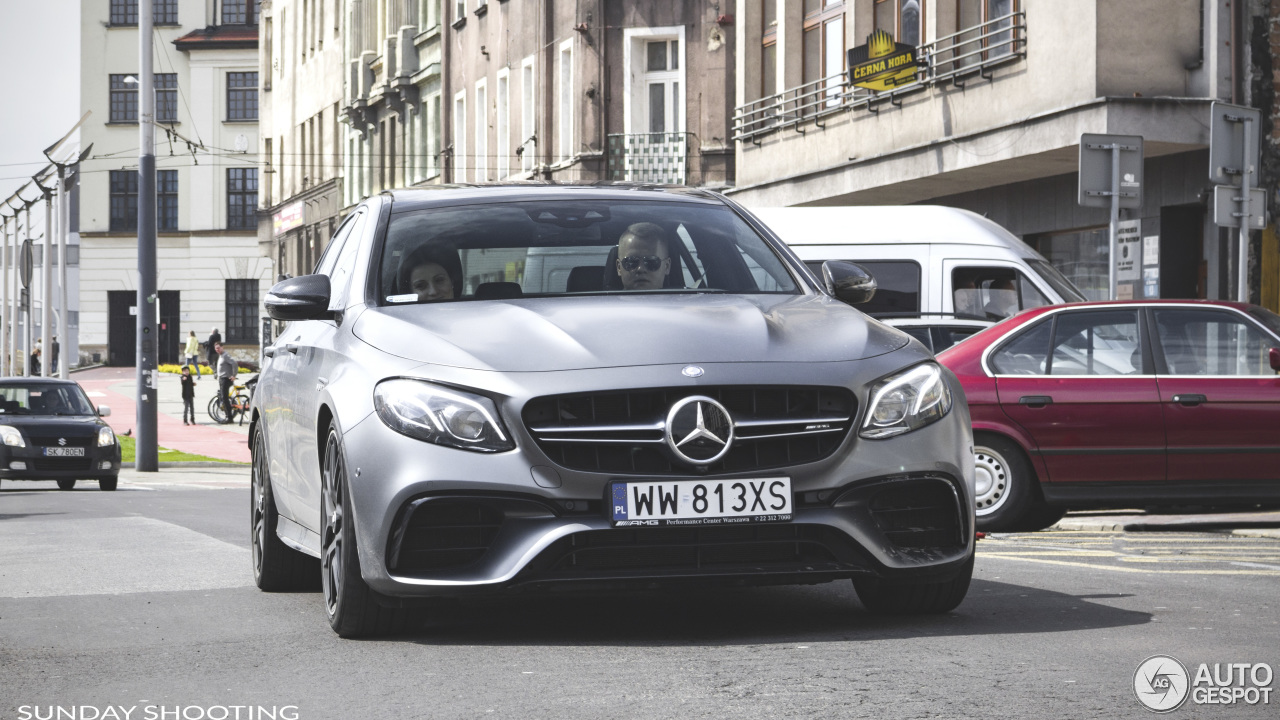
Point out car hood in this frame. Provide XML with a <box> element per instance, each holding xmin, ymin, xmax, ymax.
<box><xmin>353</xmin><ymin>293</ymin><xmax>909</xmax><ymax>372</ymax></box>
<box><xmin>0</xmin><ymin>415</ymin><xmax>105</xmax><ymax>434</ymax></box>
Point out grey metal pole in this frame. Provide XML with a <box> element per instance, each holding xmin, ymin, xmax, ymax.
<box><xmin>1109</xmin><ymin>144</ymin><xmax>1120</xmax><ymax>300</ymax></box>
<box><xmin>137</xmin><ymin>0</ymin><xmax>158</xmax><ymax>471</ymax></box>
<box><xmin>1238</xmin><ymin>118</ymin><xmax>1252</xmax><ymax>303</ymax></box>
<box><xmin>0</xmin><ymin>212</ymin><xmax>8</xmax><ymax>376</ymax></box>
<box><xmin>41</xmin><ymin>190</ymin><xmax>53</xmax><ymax>378</ymax></box>
<box><xmin>12</xmin><ymin>207</ymin><xmax>21</xmax><ymax>377</ymax></box>
<box><xmin>58</xmin><ymin>167</ymin><xmax>69</xmax><ymax>379</ymax></box>
<box><xmin>23</xmin><ymin>206</ymin><xmax>32</xmax><ymax>378</ymax></box>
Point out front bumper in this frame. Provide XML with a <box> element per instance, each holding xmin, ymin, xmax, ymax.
<box><xmin>339</xmin><ymin>396</ymin><xmax>975</xmax><ymax>599</ymax></box>
<box><xmin>0</xmin><ymin>443</ymin><xmax>121</xmax><ymax>480</ymax></box>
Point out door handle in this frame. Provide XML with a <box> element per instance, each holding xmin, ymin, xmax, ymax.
<box><xmin>284</xmin><ymin>344</ymin><xmax>299</xmax><ymax>354</ymax></box>
<box><xmin>1172</xmin><ymin>394</ymin><xmax>1207</xmax><ymax>406</ymax></box>
<box><xmin>1018</xmin><ymin>395</ymin><xmax>1053</xmax><ymax>408</ymax></box>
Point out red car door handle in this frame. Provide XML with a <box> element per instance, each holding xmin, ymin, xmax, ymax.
<box><xmin>1172</xmin><ymin>394</ymin><xmax>1207</xmax><ymax>406</ymax></box>
<box><xmin>1019</xmin><ymin>395</ymin><xmax>1053</xmax><ymax>408</ymax></box>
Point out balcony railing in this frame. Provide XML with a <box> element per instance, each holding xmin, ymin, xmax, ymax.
<box><xmin>607</xmin><ymin>132</ymin><xmax>687</xmax><ymax>184</ymax></box>
<box><xmin>734</xmin><ymin>12</ymin><xmax>1026</xmax><ymax>143</ymax></box>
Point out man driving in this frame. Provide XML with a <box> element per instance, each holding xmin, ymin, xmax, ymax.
<box><xmin>616</xmin><ymin>222</ymin><xmax>672</xmax><ymax>290</ymax></box>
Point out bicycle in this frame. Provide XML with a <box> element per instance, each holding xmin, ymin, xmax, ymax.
<box><xmin>208</xmin><ymin>376</ymin><xmax>257</xmax><ymax>425</ymax></box>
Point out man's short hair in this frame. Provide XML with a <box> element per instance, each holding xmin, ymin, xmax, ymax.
<box><xmin>620</xmin><ymin>222</ymin><xmax>668</xmax><ymax>254</ymax></box>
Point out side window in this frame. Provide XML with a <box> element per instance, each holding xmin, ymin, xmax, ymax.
<box><xmin>805</xmin><ymin>260</ymin><xmax>920</xmax><ymax>315</ymax></box>
<box><xmin>1154</xmin><ymin>309</ymin><xmax>1275</xmax><ymax>376</ymax></box>
<box><xmin>325</xmin><ymin>211</ymin><xmax>369</xmax><ymax>311</ymax></box>
<box><xmin>990</xmin><ymin>318</ymin><xmax>1052</xmax><ymax>375</ymax></box>
<box><xmin>1048</xmin><ymin>310</ymin><xmax>1141</xmax><ymax>376</ymax></box>
<box><xmin>314</xmin><ymin>211</ymin><xmax>361</xmax><ymax>277</ymax></box>
<box><xmin>953</xmin><ymin>266</ymin><xmax>1049</xmax><ymax>320</ymax></box>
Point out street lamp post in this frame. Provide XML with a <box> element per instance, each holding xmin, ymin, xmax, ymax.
<box><xmin>135</xmin><ymin>0</ymin><xmax>158</xmax><ymax>471</ymax></box>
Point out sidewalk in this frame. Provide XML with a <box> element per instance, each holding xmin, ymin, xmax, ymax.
<box><xmin>1051</xmin><ymin>509</ymin><xmax>1280</xmax><ymax>539</ymax></box>
<box><xmin>73</xmin><ymin>365</ymin><xmax>251</xmax><ymax>464</ymax></box>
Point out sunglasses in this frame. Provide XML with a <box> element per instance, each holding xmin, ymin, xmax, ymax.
<box><xmin>619</xmin><ymin>255</ymin><xmax>665</xmax><ymax>272</ymax></box>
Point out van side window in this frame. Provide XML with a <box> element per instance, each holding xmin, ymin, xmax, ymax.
<box><xmin>952</xmin><ymin>267</ymin><xmax>1049</xmax><ymax>321</ymax></box>
<box><xmin>805</xmin><ymin>260</ymin><xmax>920</xmax><ymax>316</ymax></box>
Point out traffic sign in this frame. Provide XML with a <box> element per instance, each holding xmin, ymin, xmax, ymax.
<box><xmin>1209</xmin><ymin>102</ymin><xmax>1261</xmax><ymax>187</ymax></box>
<box><xmin>1078</xmin><ymin>134</ymin><xmax>1143</xmax><ymax>209</ymax></box>
<box><xmin>1213</xmin><ymin>185</ymin><xmax>1267</xmax><ymax>229</ymax></box>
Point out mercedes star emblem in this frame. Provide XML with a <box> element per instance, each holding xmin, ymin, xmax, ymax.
<box><xmin>665</xmin><ymin>396</ymin><xmax>734</xmax><ymax>465</ymax></box>
<box><xmin>681</xmin><ymin>365</ymin><xmax>704</xmax><ymax>378</ymax></box>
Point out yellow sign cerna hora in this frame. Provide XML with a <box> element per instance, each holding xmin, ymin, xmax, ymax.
<box><xmin>846</xmin><ymin>29</ymin><xmax>919</xmax><ymax>92</ymax></box>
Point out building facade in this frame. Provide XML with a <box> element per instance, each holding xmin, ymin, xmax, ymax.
<box><xmin>78</xmin><ymin>0</ymin><xmax>272</xmax><ymax>366</ymax></box>
<box><xmin>730</xmin><ymin>0</ymin><xmax>1280</xmax><ymax>309</ymax></box>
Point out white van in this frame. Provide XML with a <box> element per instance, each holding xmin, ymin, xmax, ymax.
<box><xmin>748</xmin><ymin>206</ymin><xmax>1087</xmax><ymax>350</ymax></box>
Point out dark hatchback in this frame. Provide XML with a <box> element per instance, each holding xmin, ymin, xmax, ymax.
<box><xmin>0</xmin><ymin>378</ymin><xmax>121</xmax><ymax>491</ymax></box>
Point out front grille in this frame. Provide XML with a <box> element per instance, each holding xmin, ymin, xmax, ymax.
<box><xmin>868</xmin><ymin>479</ymin><xmax>964</xmax><ymax>549</ymax></box>
<box><xmin>524</xmin><ymin>386</ymin><xmax>855</xmax><ymax>475</ymax></box>
<box><xmin>33</xmin><ymin>457</ymin><xmax>93</xmax><ymax>471</ymax></box>
<box><xmin>30</xmin><ymin>436</ymin><xmax>94</xmax><ymax>448</ymax></box>
<box><xmin>539</xmin><ymin>524</ymin><xmax>857</xmax><ymax>576</ymax></box>
<box><xmin>391</xmin><ymin>500</ymin><xmax>505</xmax><ymax>574</ymax></box>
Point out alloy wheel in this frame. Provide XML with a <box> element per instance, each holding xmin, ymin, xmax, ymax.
<box><xmin>321</xmin><ymin>432</ymin><xmax>345</xmax><ymax>618</ymax></box>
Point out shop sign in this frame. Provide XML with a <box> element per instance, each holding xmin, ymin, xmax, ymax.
<box><xmin>1116</xmin><ymin>220</ymin><xmax>1141</xmax><ymax>282</ymax></box>
<box><xmin>273</xmin><ymin>201</ymin><xmax>304</xmax><ymax>236</ymax></box>
<box><xmin>847</xmin><ymin>30</ymin><xmax>919</xmax><ymax>92</ymax></box>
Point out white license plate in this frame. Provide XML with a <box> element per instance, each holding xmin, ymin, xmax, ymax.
<box><xmin>611</xmin><ymin>477</ymin><xmax>792</xmax><ymax>526</ymax></box>
<box><xmin>43</xmin><ymin>447</ymin><xmax>85</xmax><ymax>457</ymax></box>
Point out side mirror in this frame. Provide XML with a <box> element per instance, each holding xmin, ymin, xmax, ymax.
<box><xmin>265</xmin><ymin>274</ymin><xmax>333</xmax><ymax>321</ymax></box>
<box><xmin>1271</xmin><ymin>347</ymin><xmax>1280</xmax><ymax>371</ymax></box>
<box><xmin>822</xmin><ymin>260</ymin><xmax>878</xmax><ymax>306</ymax></box>
<box><xmin>97</xmin><ymin>405</ymin><xmax>111</xmax><ymax>417</ymax></box>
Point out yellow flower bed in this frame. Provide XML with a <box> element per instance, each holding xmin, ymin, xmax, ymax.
<box><xmin>159</xmin><ymin>363</ymin><xmax>253</xmax><ymax>375</ymax></box>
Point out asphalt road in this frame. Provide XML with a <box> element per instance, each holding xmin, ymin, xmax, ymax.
<box><xmin>2</xmin><ymin>473</ymin><xmax>1278</xmax><ymax>720</ymax></box>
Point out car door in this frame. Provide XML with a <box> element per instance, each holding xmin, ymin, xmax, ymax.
<box><xmin>991</xmin><ymin>308</ymin><xmax>1165</xmax><ymax>485</ymax></box>
<box><xmin>283</xmin><ymin>206</ymin><xmax>372</xmax><ymax>530</ymax></box>
<box><xmin>1151</xmin><ymin>306</ymin><xmax>1280</xmax><ymax>483</ymax></box>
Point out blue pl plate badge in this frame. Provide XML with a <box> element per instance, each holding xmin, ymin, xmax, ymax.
<box><xmin>611</xmin><ymin>483</ymin><xmax>629</xmax><ymax>521</ymax></box>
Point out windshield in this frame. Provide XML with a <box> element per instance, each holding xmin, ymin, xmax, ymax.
<box><xmin>1027</xmin><ymin>259</ymin><xmax>1087</xmax><ymax>303</ymax></box>
<box><xmin>0</xmin><ymin>385</ymin><xmax>97</xmax><ymax>416</ymax></box>
<box><xmin>378</xmin><ymin>200</ymin><xmax>800</xmax><ymax>304</ymax></box>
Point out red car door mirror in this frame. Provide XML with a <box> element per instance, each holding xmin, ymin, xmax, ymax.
<box><xmin>1271</xmin><ymin>347</ymin><xmax>1280</xmax><ymax>371</ymax></box>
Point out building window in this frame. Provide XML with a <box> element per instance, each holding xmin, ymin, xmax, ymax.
<box><xmin>558</xmin><ymin>40</ymin><xmax>573</xmax><ymax>163</ymax></box>
<box><xmin>157</xmin><ymin>169</ymin><xmax>178</xmax><ymax>231</ymax></box>
<box><xmin>222</xmin><ymin>0</ymin><xmax>260</xmax><ymax>25</ymax></box>
<box><xmin>475</xmin><ymin>79</ymin><xmax>488</xmax><ymax>181</ymax></box>
<box><xmin>227</xmin><ymin>168</ymin><xmax>259</xmax><ymax>230</ymax></box>
<box><xmin>110</xmin><ymin>0</ymin><xmax>178</xmax><ymax>25</ymax></box>
<box><xmin>156</xmin><ymin>73</ymin><xmax>177</xmax><ymax>123</ymax></box>
<box><xmin>496</xmin><ymin>70</ymin><xmax>509</xmax><ymax>178</ymax></box>
<box><xmin>453</xmin><ymin>91</ymin><xmax>466</xmax><ymax>182</ymax></box>
<box><xmin>109</xmin><ymin>75</ymin><xmax>138</xmax><ymax>123</ymax></box>
<box><xmin>109</xmin><ymin>170</ymin><xmax>138</xmax><ymax>232</ymax></box>
<box><xmin>761</xmin><ymin>2</ymin><xmax>777</xmax><ymax>99</ymax></box>
<box><xmin>804</xmin><ymin>0</ymin><xmax>845</xmax><ymax>108</ymax></box>
<box><xmin>643</xmin><ymin>40</ymin><xmax>680</xmax><ymax>136</ymax></box>
<box><xmin>521</xmin><ymin>56</ymin><xmax>535</xmax><ymax>173</ymax></box>
<box><xmin>419</xmin><ymin>0</ymin><xmax>440</xmax><ymax>30</ymax></box>
<box><xmin>225</xmin><ymin>279</ymin><xmax>259</xmax><ymax>344</ymax></box>
<box><xmin>426</xmin><ymin>92</ymin><xmax>442</xmax><ymax>179</ymax></box>
<box><xmin>227</xmin><ymin>72</ymin><xmax>259</xmax><ymax>120</ymax></box>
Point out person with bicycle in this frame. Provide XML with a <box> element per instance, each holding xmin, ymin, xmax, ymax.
<box><xmin>214</xmin><ymin>342</ymin><xmax>236</xmax><ymax>425</ymax></box>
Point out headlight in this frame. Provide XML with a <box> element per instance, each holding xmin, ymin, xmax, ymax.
<box><xmin>374</xmin><ymin>379</ymin><xmax>515</xmax><ymax>453</ymax></box>
<box><xmin>0</xmin><ymin>425</ymin><xmax>24</xmax><ymax>447</ymax></box>
<box><xmin>98</xmin><ymin>426</ymin><xmax>116</xmax><ymax>447</ymax></box>
<box><xmin>860</xmin><ymin>363</ymin><xmax>953</xmax><ymax>439</ymax></box>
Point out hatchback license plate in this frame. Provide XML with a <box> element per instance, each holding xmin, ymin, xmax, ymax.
<box><xmin>43</xmin><ymin>447</ymin><xmax>85</xmax><ymax>457</ymax></box>
<box><xmin>611</xmin><ymin>477</ymin><xmax>792</xmax><ymax>526</ymax></box>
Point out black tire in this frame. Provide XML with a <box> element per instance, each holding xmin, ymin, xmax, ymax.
<box><xmin>251</xmin><ymin>427</ymin><xmax>320</xmax><ymax>592</ymax></box>
<box><xmin>99</xmin><ymin>476</ymin><xmax>118</xmax><ymax>491</ymax></box>
<box><xmin>854</xmin><ymin>552</ymin><xmax>974</xmax><ymax>614</ymax></box>
<box><xmin>208</xmin><ymin>395</ymin><xmax>228</xmax><ymax>423</ymax></box>
<box><xmin>320</xmin><ymin>420</ymin><xmax>412</xmax><ymax>638</ymax></box>
<box><xmin>56</xmin><ymin>479</ymin><xmax>76</xmax><ymax>491</ymax></box>
<box><xmin>973</xmin><ymin>433</ymin><xmax>1046</xmax><ymax>532</ymax></box>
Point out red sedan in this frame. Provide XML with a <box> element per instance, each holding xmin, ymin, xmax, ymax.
<box><xmin>937</xmin><ymin>300</ymin><xmax>1280</xmax><ymax>531</ymax></box>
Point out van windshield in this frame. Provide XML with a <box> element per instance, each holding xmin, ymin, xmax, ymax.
<box><xmin>378</xmin><ymin>201</ymin><xmax>800</xmax><ymax>304</ymax></box>
<box><xmin>1027</xmin><ymin>259</ymin><xmax>1087</xmax><ymax>303</ymax></box>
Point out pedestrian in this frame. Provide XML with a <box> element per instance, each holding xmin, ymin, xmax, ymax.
<box><xmin>30</xmin><ymin>339</ymin><xmax>41</xmax><ymax>375</ymax></box>
<box><xmin>51</xmin><ymin>336</ymin><xmax>59</xmax><ymax>373</ymax></box>
<box><xmin>214</xmin><ymin>341</ymin><xmax>237</xmax><ymax>424</ymax></box>
<box><xmin>180</xmin><ymin>365</ymin><xmax>196</xmax><ymax>425</ymax></box>
<box><xmin>183</xmin><ymin>330</ymin><xmax>202</xmax><ymax>378</ymax></box>
<box><xmin>206</xmin><ymin>327</ymin><xmax>222</xmax><ymax>369</ymax></box>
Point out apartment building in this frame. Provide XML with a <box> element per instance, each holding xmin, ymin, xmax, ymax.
<box><xmin>731</xmin><ymin>0</ymin><xmax>1279</xmax><ymax>307</ymax></box>
<box><xmin>78</xmin><ymin>0</ymin><xmax>273</xmax><ymax>365</ymax></box>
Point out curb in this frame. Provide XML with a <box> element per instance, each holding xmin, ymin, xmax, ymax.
<box><xmin>1052</xmin><ymin>518</ymin><xmax>1280</xmax><ymax>539</ymax></box>
<box><xmin>121</xmin><ymin>461</ymin><xmax>249</xmax><ymax>468</ymax></box>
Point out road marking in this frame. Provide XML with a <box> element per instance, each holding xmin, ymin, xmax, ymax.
<box><xmin>978</xmin><ymin>553</ymin><xmax>1280</xmax><ymax>575</ymax></box>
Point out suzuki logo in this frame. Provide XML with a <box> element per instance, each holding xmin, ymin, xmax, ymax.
<box><xmin>58</xmin><ymin>438</ymin><xmax>67</xmax><ymax>446</ymax></box>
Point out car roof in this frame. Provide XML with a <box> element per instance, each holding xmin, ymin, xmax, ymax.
<box><xmin>746</xmin><ymin>205</ymin><xmax>1037</xmax><ymax>252</ymax></box>
<box><xmin>0</xmin><ymin>377</ymin><xmax>81</xmax><ymax>387</ymax></box>
<box><xmin>1013</xmin><ymin>299</ymin><xmax>1254</xmax><ymax>320</ymax></box>
<box><xmin>382</xmin><ymin>183</ymin><xmax>727</xmax><ymax>213</ymax></box>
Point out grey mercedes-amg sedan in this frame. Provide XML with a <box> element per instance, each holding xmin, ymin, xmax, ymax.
<box><xmin>251</xmin><ymin>185</ymin><xmax>975</xmax><ymax>637</ymax></box>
